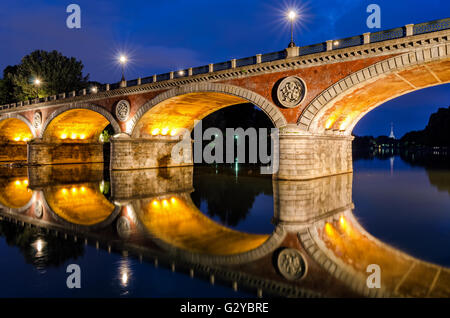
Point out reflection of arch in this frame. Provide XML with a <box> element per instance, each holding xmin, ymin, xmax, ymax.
<box><xmin>128</xmin><ymin>83</ymin><xmax>287</xmax><ymax>137</ymax></box>
<box><xmin>0</xmin><ymin>113</ymin><xmax>36</xmax><ymax>140</ymax></box>
<box><xmin>132</xmin><ymin>193</ymin><xmax>286</xmax><ymax>265</ymax></box>
<box><xmin>0</xmin><ymin>190</ymin><xmax>36</xmax><ymax>214</ymax></box>
<box><xmin>42</xmin><ymin>183</ymin><xmax>120</xmax><ymax>230</ymax></box>
<box><xmin>40</xmin><ymin>104</ymin><xmax>121</xmax><ymax>141</ymax></box>
<box><xmin>299</xmin><ymin>47</ymin><xmax>450</xmax><ymax>134</ymax></box>
<box><xmin>301</xmin><ymin>210</ymin><xmax>450</xmax><ymax>297</ymax></box>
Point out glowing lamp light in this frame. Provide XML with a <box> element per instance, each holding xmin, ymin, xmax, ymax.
<box><xmin>151</xmin><ymin>200</ymin><xmax>159</xmax><ymax>208</ymax></box>
<box><xmin>14</xmin><ymin>137</ymin><xmax>21</xmax><ymax>141</ymax></box>
<box><xmin>162</xmin><ymin>199</ymin><xmax>168</xmax><ymax>207</ymax></box>
<box><xmin>178</xmin><ymin>70</ymin><xmax>185</xmax><ymax>76</ymax></box>
<box><xmin>334</xmin><ymin>41</ymin><xmax>339</xmax><ymax>46</ymax></box>
<box><xmin>288</xmin><ymin>10</ymin><xmax>297</xmax><ymax>21</ymax></box>
<box><xmin>169</xmin><ymin>129</ymin><xmax>177</xmax><ymax>136</ymax></box>
<box><xmin>121</xmin><ymin>272</ymin><xmax>128</xmax><ymax>285</ymax></box>
<box><xmin>71</xmin><ymin>187</ymin><xmax>77</xmax><ymax>194</ymax></box>
<box><xmin>15</xmin><ymin>180</ymin><xmax>21</xmax><ymax>186</ymax></box>
<box><xmin>91</xmin><ymin>86</ymin><xmax>98</xmax><ymax>93</ymax></box>
<box><xmin>80</xmin><ymin>186</ymin><xmax>86</xmax><ymax>193</ymax></box>
<box><xmin>70</xmin><ymin>133</ymin><xmax>77</xmax><ymax>140</ymax></box>
<box><xmin>23</xmin><ymin>138</ymin><xmax>30</xmax><ymax>142</ymax></box>
<box><xmin>170</xmin><ymin>197</ymin><xmax>176</xmax><ymax>204</ymax></box>
<box><xmin>80</xmin><ymin>134</ymin><xmax>86</xmax><ymax>140</ymax></box>
<box><xmin>151</xmin><ymin>128</ymin><xmax>160</xmax><ymax>136</ymax></box>
<box><xmin>119</xmin><ymin>55</ymin><xmax>127</xmax><ymax>64</ymax></box>
<box><xmin>161</xmin><ymin>128</ymin><xmax>169</xmax><ymax>136</ymax></box>
<box><xmin>62</xmin><ymin>188</ymin><xmax>68</xmax><ymax>195</ymax></box>
<box><xmin>23</xmin><ymin>180</ymin><xmax>29</xmax><ymax>186</ymax></box>
<box><xmin>34</xmin><ymin>78</ymin><xmax>41</xmax><ymax>86</ymax></box>
<box><xmin>61</xmin><ymin>133</ymin><xmax>68</xmax><ymax>139</ymax></box>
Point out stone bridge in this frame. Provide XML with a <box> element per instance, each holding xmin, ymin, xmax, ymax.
<box><xmin>0</xmin><ymin>19</ymin><xmax>449</xmax><ymax>180</ymax></box>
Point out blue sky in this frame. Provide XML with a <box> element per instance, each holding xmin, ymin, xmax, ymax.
<box><xmin>0</xmin><ymin>0</ymin><xmax>449</xmax><ymax>137</ymax></box>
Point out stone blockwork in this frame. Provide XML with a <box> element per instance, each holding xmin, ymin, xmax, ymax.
<box><xmin>28</xmin><ymin>139</ymin><xmax>104</xmax><ymax>165</ymax></box>
<box><xmin>111</xmin><ymin>166</ymin><xmax>194</xmax><ymax>201</ymax></box>
<box><xmin>110</xmin><ymin>136</ymin><xmax>193</xmax><ymax>170</ymax></box>
<box><xmin>273</xmin><ymin>173</ymin><xmax>353</xmax><ymax>225</ymax></box>
<box><xmin>275</xmin><ymin>126</ymin><xmax>353</xmax><ymax>180</ymax></box>
<box><xmin>0</xmin><ymin>144</ymin><xmax>27</xmax><ymax>161</ymax></box>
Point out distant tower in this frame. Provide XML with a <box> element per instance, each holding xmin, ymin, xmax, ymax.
<box><xmin>389</xmin><ymin>122</ymin><xmax>396</xmax><ymax>139</ymax></box>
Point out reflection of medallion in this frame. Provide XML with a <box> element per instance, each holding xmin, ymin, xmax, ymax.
<box><xmin>34</xmin><ymin>200</ymin><xmax>43</xmax><ymax>219</ymax></box>
<box><xmin>116</xmin><ymin>216</ymin><xmax>131</xmax><ymax>239</ymax></box>
<box><xmin>277</xmin><ymin>248</ymin><xmax>307</xmax><ymax>280</ymax></box>
<box><xmin>275</xmin><ymin>76</ymin><xmax>306</xmax><ymax>108</ymax></box>
<box><xmin>33</xmin><ymin>112</ymin><xmax>42</xmax><ymax>129</ymax></box>
<box><xmin>115</xmin><ymin>100</ymin><xmax>130</xmax><ymax>122</ymax></box>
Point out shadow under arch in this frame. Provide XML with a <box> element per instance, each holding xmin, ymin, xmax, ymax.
<box><xmin>298</xmin><ymin>47</ymin><xmax>450</xmax><ymax>135</ymax></box>
<box><xmin>127</xmin><ymin>83</ymin><xmax>287</xmax><ymax>138</ymax></box>
<box><xmin>42</xmin><ymin>183</ymin><xmax>120</xmax><ymax>231</ymax></box>
<box><xmin>131</xmin><ymin>193</ymin><xmax>286</xmax><ymax>266</ymax></box>
<box><xmin>40</xmin><ymin>104</ymin><xmax>121</xmax><ymax>141</ymax></box>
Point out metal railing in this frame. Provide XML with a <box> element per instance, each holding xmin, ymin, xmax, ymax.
<box><xmin>1</xmin><ymin>17</ymin><xmax>449</xmax><ymax>111</ymax></box>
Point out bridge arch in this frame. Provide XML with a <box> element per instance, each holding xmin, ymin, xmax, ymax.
<box><xmin>0</xmin><ymin>113</ymin><xmax>36</xmax><ymax>141</ymax></box>
<box><xmin>298</xmin><ymin>45</ymin><xmax>450</xmax><ymax>135</ymax></box>
<box><xmin>40</xmin><ymin>104</ymin><xmax>121</xmax><ymax>142</ymax></box>
<box><xmin>127</xmin><ymin>83</ymin><xmax>287</xmax><ymax>137</ymax></box>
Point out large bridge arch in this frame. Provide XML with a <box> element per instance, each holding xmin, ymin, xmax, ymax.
<box><xmin>0</xmin><ymin>113</ymin><xmax>36</xmax><ymax>140</ymax></box>
<box><xmin>0</xmin><ymin>114</ymin><xmax>36</xmax><ymax>161</ymax></box>
<box><xmin>298</xmin><ymin>45</ymin><xmax>450</xmax><ymax>135</ymax></box>
<box><xmin>40</xmin><ymin>104</ymin><xmax>121</xmax><ymax>142</ymax></box>
<box><xmin>127</xmin><ymin>83</ymin><xmax>287</xmax><ymax>138</ymax></box>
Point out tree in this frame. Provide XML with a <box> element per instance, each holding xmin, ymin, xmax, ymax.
<box><xmin>0</xmin><ymin>65</ymin><xmax>19</xmax><ymax>104</ymax></box>
<box><xmin>11</xmin><ymin>50</ymin><xmax>89</xmax><ymax>101</ymax></box>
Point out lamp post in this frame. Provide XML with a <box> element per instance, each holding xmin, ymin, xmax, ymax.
<box><xmin>119</xmin><ymin>55</ymin><xmax>127</xmax><ymax>82</ymax></box>
<box><xmin>34</xmin><ymin>78</ymin><xmax>41</xmax><ymax>98</ymax></box>
<box><xmin>287</xmin><ymin>10</ymin><xmax>297</xmax><ymax>48</ymax></box>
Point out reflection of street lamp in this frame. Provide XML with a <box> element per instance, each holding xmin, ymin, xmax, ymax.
<box><xmin>119</xmin><ymin>55</ymin><xmax>127</xmax><ymax>82</ymax></box>
<box><xmin>34</xmin><ymin>78</ymin><xmax>41</xmax><ymax>98</ymax></box>
<box><xmin>287</xmin><ymin>10</ymin><xmax>297</xmax><ymax>48</ymax></box>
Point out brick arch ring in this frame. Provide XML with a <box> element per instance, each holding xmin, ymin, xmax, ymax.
<box><xmin>297</xmin><ymin>47</ymin><xmax>450</xmax><ymax>133</ymax></box>
<box><xmin>126</xmin><ymin>82</ymin><xmax>288</xmax><ymax>135</ymax></box>
<box><xmin>0</xmin><ymin>113</ymin><xmax>37</xmax><ymax>138</ymax></box>
<box><xmin>39</xmin><ymin>104</ymin><xmax>121</xmax><ymax>139</ymax></box>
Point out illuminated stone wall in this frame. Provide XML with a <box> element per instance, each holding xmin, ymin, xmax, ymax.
<box><xmin>110</xmin><ymin>137</ymin><xmax>192</xmax><ymax>170</ymax></box>
<box><xmin>275</xmin><ymin>128</ymin><xmax>353</xmax><ymax>180</ymax></box>
<box><xmin>28</xmin><ymin>140</ymin><xmax>104</xmax><ymax>165</ymax></box>
<box><xmin>0</xmin><ymin>144</ymin><xmax>28</xmax><ymax>161</ymax></box>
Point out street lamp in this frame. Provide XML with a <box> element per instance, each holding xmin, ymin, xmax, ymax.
<box><xmin>119</xmin><ymin>55</ymin><xmax>127</xmax><ymax>82</ymax></box>
<box><xmin>34</xmin><ymin>78</ymin><xmax>41</xmax><ymax>98</ymax></box>
<box><xmin>287</xmin><ymin>10</ymin><xmax>297</xmax><ymax>48</ymax></box>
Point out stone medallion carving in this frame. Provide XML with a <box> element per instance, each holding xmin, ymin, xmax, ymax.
<box><xmin>115</xmin><ymin>100</ymin><xmax>131</xmax><ymax>122</ymax></box>
<box><xmin>116</xmin><ymin>216</ymin><xmax>131</xmax><ymax>239</ymax></box>
<box><xmin>277</xmin><ymin>248</ymin><xmax>307</xmax><ymax>280</ymax></box>
<box><xmin>33</xmin><ymin>112</ymin><xmax>42</xmax><ymax>129</ymax></box>
<box><xmin>34</xmin><ymin>201</ymin><xmax>43</xmax><ymax>219</ymax></box>
<box><xmin>276</xmin><ymin>76</ymin><xmax>306</xmax><ymax>108</ymax></box>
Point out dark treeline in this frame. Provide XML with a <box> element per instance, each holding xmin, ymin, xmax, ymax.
<box><xmin>353</xmin><ymin>105</ymin><xmax>450</xmax><ymax>154</ymax></box>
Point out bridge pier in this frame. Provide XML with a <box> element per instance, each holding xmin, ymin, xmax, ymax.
<box><xmin>110</xmin><ymin>135</ymin><xmax>192</xmax><ymax>170</ymax></box>
<box><xmin>28</xmin><ymin>139</ymin><xmax>104</xmax><ymax>165</ymax></box>
<box><xmin>273</xmin><ymin>172</ymin><xmax>353</xmax><ymax>226</ymax></box>
<box><xmin>275</xmin><ymin>127</ymin><xmax>353</xmax><ymax>180</ymax></box>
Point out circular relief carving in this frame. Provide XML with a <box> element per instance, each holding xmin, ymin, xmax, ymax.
<box><xmin>116</xmin><ymin>216</ymin><xmax>131</xmax><ymax>239</ymax></box>
<box><xmin>33</xmin><ymin>112</ymin><xmax>42</xmax><ymax>129</ymax></box>
<box><xmin>115</xmin><ymin>100</ymin><xmax>130</xmax><ymax>122</ymax></box>
<box><xmin>34</xmin><ymin>201</ymin><xmax>43</xmax><ymax>219</ymax></box>
<box><xmin>277</xmin><ymin>248</ymin><xmax>307</xmax><ymax>280</ymax></box>
<box><xmin>276</xmin><ymin>76</ymin><xmax>306</xmax><ymax>108</ymax></box>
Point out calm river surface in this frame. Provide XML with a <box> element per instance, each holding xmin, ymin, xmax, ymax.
<box><xmin>0</xmin><ymin>155</ymin><xmax>449</xmax><ymax>297</ymax></box>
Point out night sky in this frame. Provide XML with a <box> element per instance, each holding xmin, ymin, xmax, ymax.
<box><xmin>1</xmin><ymin>0</ymin><xmax>449</xmax><ymax>137</ymax></box>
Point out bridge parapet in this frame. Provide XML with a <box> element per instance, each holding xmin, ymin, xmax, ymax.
<box><xmin>0</xmin><ymin>18</ymin><xmax>448</xmax><ymax>112</ymax></box>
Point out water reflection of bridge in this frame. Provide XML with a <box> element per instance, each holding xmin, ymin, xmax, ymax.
<box><xmin>0</xmin><ymin>165</ymin><xmax>448</xmax><ymax>297</ymax></box>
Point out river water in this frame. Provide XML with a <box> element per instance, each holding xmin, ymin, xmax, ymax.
<box><xmin>0</xmin><ymin>155</ymin><xmax>449</xmax><ymax>297</ymax></box>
